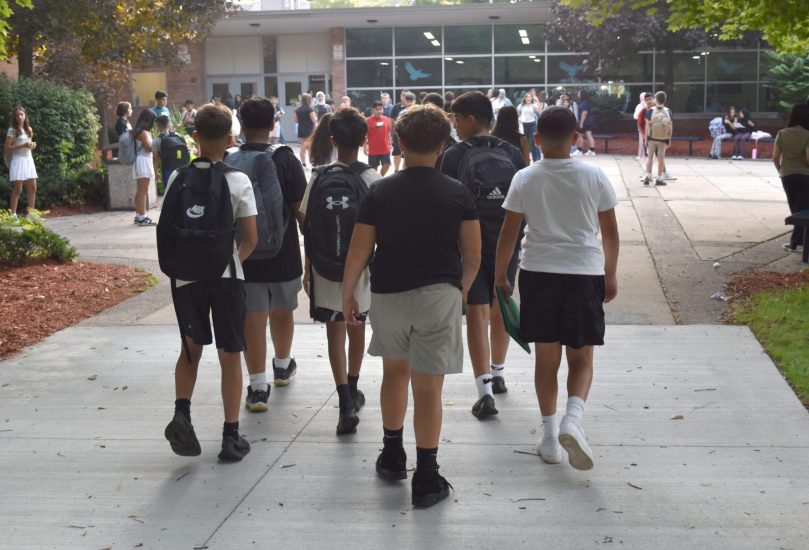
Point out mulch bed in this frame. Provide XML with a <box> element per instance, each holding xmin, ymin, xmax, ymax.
<box><xmin>0</xmin><ymin>260</ymin><xmax>152</xmax><ymax>359</ymax></box>
<box><xmin>724</xmin><ymin>269</ymin><xmax>809</xmax><ymax>316</ymax></box>
<box><xmin>42</xmin><ymin>204</ymin><xmax>106</xmax><ymax>218</ymax></box>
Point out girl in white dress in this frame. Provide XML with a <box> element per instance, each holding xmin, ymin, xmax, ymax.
<box><xmin>4</xmin><ymin>106</ymin><xmax>38</xmax><ymax>215</ymax></box>
<box><xmin>131</xmin><ymin>109</ymin><xmax>157</xmax><ymax>226</ymax></box>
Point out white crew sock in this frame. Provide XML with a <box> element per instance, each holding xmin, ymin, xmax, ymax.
<box><xmin>249</xmin><ymin>372</ymin><xmax>268</xmax><ymax>392</ymax></box>
<box><xmin>274</xmin><ymin>356</ymin><xmax>291</xmax><ymax>370</ymax></box>
<box><xmin>542</xmin><ymin>414</ymin><xmax>558</xmax><ymax>440</ymax></box>
<box><xmin>475</xmin><ymin>373</ymin><xmax>493</xmax><ymax>399</ymax></box>
<box><xmin>491</xmin><ymin>363</ymin><xmax>505</xmax><ymax>378</ymax></box>
<box><xmin>566</xmin><ymin>396</ymin><xmax>586</xmax><ymax>422</ymax></box>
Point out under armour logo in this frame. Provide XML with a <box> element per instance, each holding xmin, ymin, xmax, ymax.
<box><xmin>326</xmin><ymin>196</ymin><xmax>349</xmax><ymax>210</ymax></box>
<box><xmin>186</xmin><ymin>205</ymin><xmax>205</xmax><ymax>218</ymax></box>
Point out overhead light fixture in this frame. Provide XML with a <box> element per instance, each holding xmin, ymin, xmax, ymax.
<box><xmin>692</xmin><ymin>55</ymin><xmax>700</xmax><ymax>59</ymax></box>
<box><xmin>533</xmin><ymin>59</ymin><xmax>541</xmax><ymax>63</ymax></box>
<box><xmin>489</xmin><ymin>15</ymin><xmax>500</xmax><ymax>20</ymax></box>
<box><xmin>521</xmin><ymin>38</ymin><xmax>530</xmax><ymax>45</ymax></box>
<box><xmin>529</xmin><ymin>55</ymin><xmax>536</xmax><ymax>59</ymax></box>
<box><xmin>380</xmin><ymin>62</ymin><xmax>389</xmax><ymax>65</ymax></box>
<box><xmin>431</xmin><ymin>40</ymin><xmax>441</xmax><ymax>47</ymax></box>
<box><xmin>518</xmin><ymin>30</ymin><xmax>528</xmax><ymax>38</ymax></box>
<box><xmin>366</xmin><ymin>19</ymin><xmax>378</xmax><ymax>23</ymax></box>
<box><xmin>423</xmin><ymin>32</ymin><xmax>435</xmax><ymax>40</ymax></box>
<box><xmin>249</xmin><ymin>23</ymin><xmax>260</xmax><ymax>27</ymax></box>
<box><xmin>456</xmin><ymin>60</ymin><xmax>464</xmax><ymax>64</ymax></box>
<box><xmin>445</xmin><ymin>57</ymin><xmax>454</xmax><ymax>61</ymax></box>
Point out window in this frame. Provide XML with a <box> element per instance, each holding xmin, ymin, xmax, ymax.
<box><xmin>659</xmin><ymin>53</ymin><xmax>707</xmax><ymax>83</ymax></box>
<box><xmin>495</xmin><ymin>56</ymin><xmax>545</xmax><ymax>85</ymax></box>
<box><xmin>597</xmin><ymin>54</ymin><xmax>654</xmax><ymax>83</ymax></box>
<box><xmin>346</xmin><ymin>59</ymin><xmax>394</xmax><ymax>88</ymax></box>
<box><xmin>494</xmin><ymin>25</ymin><xmax>543</xmax><ymax>54</ymax></box>
<box><xmin>670</xmin><ymin>84</ymin><xmax>705</xmax><ymax>113</ymax></box>
<box><xmin>347</xmin><ymin>90</ymin><xmax>392</xmax><ymax>114</ymax></box>
<box><xmin>706</xmin><ymin>83</ymin><xmax>758</xmax><ymax>113</ymax></box>
<box><xmin>445</xmin><ymin>57</ymin><xmax>492</xmax><ymax>86</ymax></box>
<box><xmin>547</xmin><ymin>55</ymin><xmax>593</xmax><ymax>83</ymax></box>
<box><xmin>708</xmin><ymin>51</ymin><xmax>758</xmax><ymax>82</ymax></box>
<box><xmin>263</xmin><ymin>36</ymin><xmax>277</xmax><ymax>74</ymax></box>
<box><xmin>264</xmin><ymin>76</ymin><xmax>278</xmax><ymax>99</ymax></box>
<box><xmin>346</xmin><ymin>28</ymin><xmax>392</xmax><ymax>57</ymax></box>
<box><xmin>395</xmin><ymin>27</ymin><xmax>443</xmax><ymax>56</ymax></box>
<box><xmin>395</xmin><ymin>58</ymin><xmax>442</xmax><ymax>87</ymax></box>
<box><xmin>131</xmin><ymin>71</ymin><xmax>167</xmax><ymax>108</ymax></box>
<box><xmin>444</xmin><ymin>26</ymin><xmax>491</xmax><ymax>55</ymax></box>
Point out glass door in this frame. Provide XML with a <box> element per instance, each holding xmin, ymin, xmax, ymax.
<box><xmin>278</xmin><ymin>77</ymin><xmax>307</xmax><ymax>142</ymax></box>
<box><xmin>207</xmin><ymin>78</ymin><xmax>259</xmax><ymax>106</ymax></box>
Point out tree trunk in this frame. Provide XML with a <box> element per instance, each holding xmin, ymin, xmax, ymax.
<box><xmin>17</xmin><ymin>34</ymin><xmax>35</xmax><ymax>78</ymax></box>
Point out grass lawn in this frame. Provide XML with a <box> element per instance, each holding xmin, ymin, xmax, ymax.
<box><xmin>733</xmin><ymin>285</ymin><xmax>809</xmax><ymax>407</ymax></box>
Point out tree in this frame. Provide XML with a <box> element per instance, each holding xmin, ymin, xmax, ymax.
<box><xmin>0</xmin><ymin>0</ymin><xmax>30</xmax><ymax>60</ymax></box>
<box><xmin>561</xmin><ymin>0</ymin><xmax>809</xmax><ymax>54</ymax></box>
<box><xmin>765</xmin><ymin>52</ymin><xmax>809</xmax><ymax>115</ymax></box>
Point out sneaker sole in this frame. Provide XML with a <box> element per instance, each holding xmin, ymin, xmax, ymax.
<box><xmin>412</xmin><ymin>487</ymin><xmax>450</xmax><ymax>507</ymax></box>
<box><xmin>245</xmin><ymin>402</ymin><xmax>269</xmax><ymax>413</ymax></box>
<box><xmin>274</xmin><ymin>370</ymin><xmax>297</xmax><ymax>387</ymax></box>
<box><xmin>164</xmin><ymin>420</ymin><xmax>202</xmax><ymax>457</ymax></box>
<box><xmin>472</xmin><ymin>406</ymin><xmax>499</xmax><ymax>420</ymax></box>
<box><xmin>537</xmin><ymin>443</ymin><xmax>562</xmax><ymax>464</ymax></box>
<box><xmin>376</xmin><ymin>463</ymin><xmax>407</xmax><ymax>481</ymax></box>
<box><xmin>558</xmin><ymin>433</ymin><xmax>594</xmax><ymax>470</ymax></box>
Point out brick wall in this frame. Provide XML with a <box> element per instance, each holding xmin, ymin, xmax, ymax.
<box><xmin>330</xmin><ymin>27</ymin><xmax>345</xmax><ymax>99</ymax></box>
<box><xmin>167</xmin><ymin>41</ymin><xmax>206</xmax><ymax>107</ymax></box>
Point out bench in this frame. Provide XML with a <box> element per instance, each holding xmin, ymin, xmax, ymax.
<box><xmin>592</xmin><ymin>134</ymin><xmax>615</xmax><ymax>154</ymax></box>
<box><xmin>671</xmin><ymin>136</ymin><xmax>702</xmax><ymax>156</ymax></box>
<box><xmin>785</xmin><ymin>209</ymin><xmax>809</xmax><ymax>263</ymax></box>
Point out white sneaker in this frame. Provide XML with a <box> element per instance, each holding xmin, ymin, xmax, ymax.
<box><xmin>571</xmin><ymin>149</ymin><xmax>583</xmax><ymax>157</ymax></box>
<box><xmin>585</xmin><ymin>150</ymin><xmax>596</xmax><ymax>157</ymax></box>
<box><xmin>558</xmin><ymin>416</ymin><xmax>594</xmax><ymax>470</ymax></box>
<box><xmin>661</xmin><ymin>172</ymin><xmax>677</xmax><ymax>181</ymax></box>
<box><xmin>537</xmin><ymin>438</ymin><xmax>562</xmax><ymax>464</ymax></box>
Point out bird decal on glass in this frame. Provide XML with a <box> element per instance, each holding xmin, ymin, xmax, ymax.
<box><xmin>405</xmin><ymin>62</ymin><xmax>431</xmax><ymax>81</ymax></box>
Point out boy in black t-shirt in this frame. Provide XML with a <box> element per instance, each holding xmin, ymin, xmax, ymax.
<box><xmin>441</xmin><ymin>91</ymin><xmax>526</xmax><ymax>420</ymax></box>
<box><xmin>342</xmin><ymin>105</ymin><xmax>481</xmax><ymax>507</ymax></box>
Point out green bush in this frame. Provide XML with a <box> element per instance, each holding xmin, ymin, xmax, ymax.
<box><xmin>0</xmin><ymin>76</ymin><xmax>100</xmax><ymax>183</ymax></box>
<box><xmin>0</xmin><ymin>166</ymin><xmax>106</xmax><ymax>209</ymax></box>
<box><xmin>0</xmin><ymin>210</ymin><xmax>77</xmax><ymax>265</ymax></box>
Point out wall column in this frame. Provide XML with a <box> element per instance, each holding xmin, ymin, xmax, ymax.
<box><xmin>330</xmin><ymin>27</ymin><xmax>346</xmax><ymax>99</ymax></box>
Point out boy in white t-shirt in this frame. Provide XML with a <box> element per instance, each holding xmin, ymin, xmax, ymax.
<box><xmin>162</xmin><ymin>104</ymin><xmax>258</xmax><ymax>462</ymax></box>
<box><xmin>495</xmin><ymin>106</ymin><xmax>620</xmax><ymax>470</ymax></box>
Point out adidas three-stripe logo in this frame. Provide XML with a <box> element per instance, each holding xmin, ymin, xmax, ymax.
<box><xmin>486</xmin><ymin>187</ymin><xmax>505</xmax><ymax>200</ymax></box>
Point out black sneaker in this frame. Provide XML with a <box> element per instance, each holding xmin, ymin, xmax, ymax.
<box><xmin>336</xmin><ymin>408</ymin><xmax>359</xmax><ymax>435</ymax></box>
<box><xmin>218</xmin><ymin>434</ymin><xmax>251</xmax><ymax>462</ymax></box>
<box><xmin>352</xmin><ymin>389</ymin><xmax>366</xmax><ymax>412</ymax></box>
<box><xmin>245</xmin><ymin>384</ymin><xmax>270</xmax><ymax>413</ymax></box>
<box><xmin>376</xmin><ymin>446</ymin><xmax>407</xmax><ymax>481</ymax></box>
<box><xmin>273</xmin><ymin>358</ymin><xmax>297</xmax><ymax>387</ymax></box>
<box><xmin>412</xmin><ymin>465</ymin><xmax>453</xmax><ymax>507</ymax></box>
<box><xmin>164</xmin><ymin>413</ymin><xmax>201</xmax><ymax>456</ymax></box>
<box><xmin>655</xmin><ymin>178</ymin><xmax>667</xmax><ymax>186</ymax></box>
<box><xmin>472</xmin><ymin>394</ymin><xmax>499</xmax><ymax>419</ymax></box>
<box><xmin>491</xmin><ymin>376</ymin><xmax>507</xmax><ymax>394</ymax></box>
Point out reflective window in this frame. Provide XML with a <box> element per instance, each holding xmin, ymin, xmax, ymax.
<box><xmin>445</xmin><ymin>26</ymin><xmax>491</xmax><ymax>55</ymax></box>
<box><xmin>346</xmin><ymin>59</ymin><xmax>393</xmax><ymax>88</ymax></box>
<box><xmin>346</xmin><ymin>28</ymin><xmax>392</xmax><ymax>58</ymax></box>
<box><xmin>445</xmin><ymin>57</ymin><xmax>491</xmax><ymax>86</ymax></box>
<box><xmin>395</xmin><ymin>58</ymin><xmax>442</xmax><ymax>87</ymax></box>
<box><xmin>547</xmin><ymin>55</ymin><xmax>593</xmax><ymax>83</ymax></box>
<box><xmin>262</xmin><ymin>36</ymin><xmax>277</xmax><ymax>74</ymax></box>
<box><xmin>670</xmin><ymin>84</ymin><xmax>705</xmax><ymax>113</ymax></box>
<box><xmin>264</xmin><ymin>76</ymin><xmax>278</xmax><ymax>99</ymax></box>
<box><xmin>494</xmin><ymin>25</ymin><xmax>543</xmax><ymax>54</ymax></box>
<box><xmin>706</xmin><ymin>83</ymin><xmax>758</xmax><ymax>113</ymax></box>
<box><xmin>708</xmin><ymin>51</ymin><xmax>758</xmax><ymax>81</ymax></box>
<box><xmin>759</xmin><ymin>84</ymin><xmax>778</xmax><ymax>112</ymax></box>
<box><xmin>395</xmin><ymin>27</ymin><xmax>443</xmax><ymax>56</ymax></box>
<box><xmin>495</xmin><ymin>56</ymin><xmax>545</xmax><ymax>85</ymax></box>
<box><xmin>346</xmin><ymin>90</ymin><xmax>393</xmax><ymax>115</ymax></box>
<box><xmin>658</xmin><ymin>53</ymin><xmax>706</xmax><ymax>83</ymax></box>
<box><xmin>597</xmin><ymin>54</ymin><xmax>653</xmax><ymax>83</ymax></box>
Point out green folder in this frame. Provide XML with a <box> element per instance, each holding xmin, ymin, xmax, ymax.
<box><xmin>495</xmin><ymin>287</ymin><xmax>531</xmax><ymax>354</ymax></box>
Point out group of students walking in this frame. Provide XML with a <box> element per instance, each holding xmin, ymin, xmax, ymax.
<box><xmin>152</xmin><ymin>89</ymin><xmax>620</xmax><ymax>509</ymax></box>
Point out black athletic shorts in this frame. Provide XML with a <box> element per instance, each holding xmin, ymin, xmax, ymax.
<box><xmin>367</xmin><ymin>154</ymin><xmax>391</xmax><ymax>169</ymax></box>
<box><xmin>172</xmin><ymin>279</ymin><xmax>246</xmax><ymax>352</ymax></box>
<box><xmin>518</xmin><ymin>270</ymin><xmax>605</xmax><ymax>348</ymax></box>
<box><xmin>467</xmin><ymin>253</ymin><xmax>518</xmax><ymax>306</ymax></box>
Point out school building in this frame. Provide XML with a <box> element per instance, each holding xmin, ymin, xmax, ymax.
<box><xmin>134</xmin><ymin>1</ymin><xmax>775</xmax><ymax>138</ymax></box>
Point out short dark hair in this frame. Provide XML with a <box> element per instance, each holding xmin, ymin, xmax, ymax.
<box><xmin>787</xmin><ymin>103</ymin><xmax>809</xmax><ymax>130</ymax></box>
<box><xmin>655</xmin><ymin>91</ymin><xmax>667</xmax><ymax>104</ymax></box>
<box><xmin>184</xmin><ymin>99</ymin><xmax>194</xmax><ymax>106</ymax></box>
<box><xmin>450</xmin><ymin>91</ymin><xmax>493</xmax><ymax>126</ymax></box>
<box><xmin>155</xmin><ymin>90</ymin><xmax>168</xmax><ymax>100</ymax></box>
<box><xmin>395</xmin><ymin>105</ymin><xmax>450</xmax><ymax>154</ymax></box>
<box><xmin>115</xmin><ymin>102</ymin><xmax>131</xmax><ymax>117</ymax></box>
<box><xmin>403</xmin><ymin>92</ymin><xmax>416</xmax><ymax>103</ymax></box>
<box><xmin>156</xmin><ymin>115</ymin><xmax>171</xmax><ymax>129</ymax></box>
<box><xmin>422</xmin><ymin>93</ymin><xmax>444</xmax><ymax>109</ymax></box>
<box><xmin>194</xmin><ymin>103</ymin><xmax>233</xmax><ymax>141</ymax></box>
<box><xmin>536</xmin><ymin>106</ymin><xmax>577</xmax><ymax>141</ymax></box>
<box><xmin>239</xmin><ymin>97</ymin><xmax>275</xmax><ymax>130</ymax></box>
<box><xmin>371</xmin><ymin>100</ymin><xmax>383</xmax><ymax>109</ymax></box>
<box><xmin>419</xmin><ymin>91</ymin><xmax>428</xmax><ymax>103</ymax></box>
<box><xmin>329</xmin><ymin>108</ymin><xmax>368</xmax><ymax>150</ymax></box>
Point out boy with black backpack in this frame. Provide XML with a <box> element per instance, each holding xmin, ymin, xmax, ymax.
<box><xmin>157</xmin><ymin>103</ymin><xmax>258</xmax><ymax>462</ymax></box>
<box><xmin>152</xmin><ymin>115</ymin><xmax>191</xmax><ymax>188</ymax></box>
<box><xmin>224</xmin><ymin>97</ymin><xmax>293</xmax><ymax>413</ymax></box>
<box><xmin>441</xmin><ymin>91</ymin><xmax>526</xmax><ymax>420</ymax></box>
<box><xmin>301</xmin><ymin>107</ymin><xmax>380</xmax><ymax>434</ymax></box>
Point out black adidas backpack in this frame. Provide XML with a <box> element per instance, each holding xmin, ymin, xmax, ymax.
<box><xmin>156</xmin><ymin>159</ymin><xmax>238</xmax><ymax>282</ymax></box>
<box><xmin>457</xmin><ymin>137</ymin><xmax>521</xmax><ymax>252</ymax></box>
<box><xmin>303</xmin><ymin>162</ymin><xmax>370</xmax><ymax>282</ymax></box>
<box><xmin>159</xmin><ymin>132</ymin><xmax>191</xmax><ymax>175</ymax></box>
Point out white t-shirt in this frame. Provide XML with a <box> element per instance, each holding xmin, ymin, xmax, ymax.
<box><xmin>300</xmin><ymin>162</ymin><xmax>381</xmax><ymax>312</ymax></box>
<box><xmin>518</xmin><ymin>104</ymin><xmax>538</xmax><ymax>124</ymax></box>
<box><xmin>164</xmin><ymin>161</ymin><xmax>257</xmax><ymax>286</ymax></box>
<box><xmin>7</xmin><ymin>128</ymin><xmax>32</xmax><ymax>158</ymax></box>
<box><xmin>502</xmin><ymin>158</ymin><xmax>618</xmax><ymax>275</ymax></box>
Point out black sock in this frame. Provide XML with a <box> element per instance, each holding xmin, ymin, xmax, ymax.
<box><xmin>383</xmin><ymin>426</ymin><xmax>404</xmax><ymax>448</ymax></box>
<box><xmin>223</xmin><ymin>421</ymin><xmax>239</xmax><ymax>439</ymax></box>
<box><xmin>347</xmin><ymin>374</ymin><xmax>359</xmax><ymax>397</ymax></box>
<box><xmin>336</xmin><ymin>384</ymin><xmax>353</xmax><ymax>413</ymax></box>
<box><xmin>416</xmin><ymin>447</ymin><xmax>438</xmax><ymax>472</ymax></box>
<box><xmin>175</xmin><ymin>399</ymin><xmax>191</xmax><ymax>422</ymax></box>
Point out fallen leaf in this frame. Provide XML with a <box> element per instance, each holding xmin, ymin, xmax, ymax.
<box><xmin>671</xmin><ymin>415</ymin><xmax>684</xmax><ymax>420</ymax></box>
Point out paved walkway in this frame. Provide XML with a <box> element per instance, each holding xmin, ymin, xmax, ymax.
<box><xmin>1</xmin><ymin>155</ymin><xmax>807</xmax><ymax>549</ymax></box>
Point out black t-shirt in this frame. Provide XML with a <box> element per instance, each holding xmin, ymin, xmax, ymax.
<box><xmin>115</xmin><ymin>117</ymin><xmax>129</xmax><ymax>139</ymax></box>
<box><xmin>240</xmin><ymin>144</ymin><xmax>307</xmax><ymax>283</ymax></box>
<box><xmin>390</xmin><ymin>103</ymin><xmax>406</xmax><ymax>120</ymax></box>
<box><xmin>356</xmin><ymin>166</ymin><xmax>478</xmax><ymax>294</ymax></box>
<box><xmin>579</xmin><ymin>100</ymin><xmax>593</xmax><ymax>128</ymax></box>
<box><xmin>440</xmin><ymin>135</ymin><xmax>526</xmax><ymax>255</ymax></box>
<box><xmin>296</xmin><ymin>106</ymin><xmax>315</xmax><ymax>138</ymax></box>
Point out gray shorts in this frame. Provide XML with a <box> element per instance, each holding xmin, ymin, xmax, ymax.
<box><xmin>244</xmin><ymin>278</ymin><xmax>302</xmax><ymax>313</ymax></box>
<box><xmin>368</xmin><ymin>283</ymin><xmax>464</xmax><ymax>375</ymax></box>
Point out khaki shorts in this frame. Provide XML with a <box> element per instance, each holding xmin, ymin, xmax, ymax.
<box><xmin>647</xmin><ymin>140</ymin><xmax>667</xmax><ymax>159</ymax></box>
<box><xmin>368</xmin><ymin>283</ymin><xmax>464</xmax><ymax>375</ymax></box>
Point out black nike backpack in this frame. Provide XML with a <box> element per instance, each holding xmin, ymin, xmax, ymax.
<box><xmin>159</xmin><ymin>132</ymin><xmax>191</xmax><ymax>175</ymax></box>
